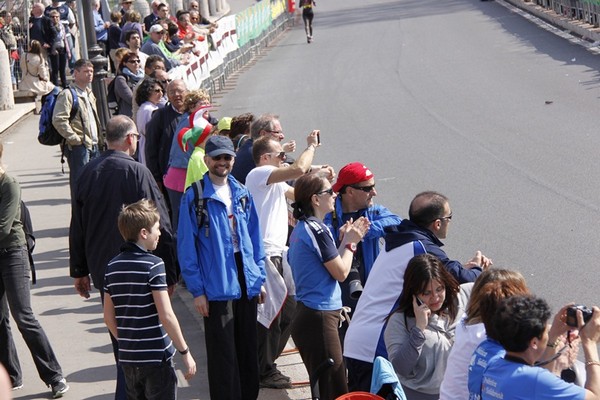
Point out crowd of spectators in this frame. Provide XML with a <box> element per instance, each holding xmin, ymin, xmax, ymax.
<box><xmin>0</xmin><ymin>0</ymin><xmax>217</xmax><ymax>97</ymax></box>
<box><xmin>3</xmin><ymin>1</ymin><xmax>600</xmax><ymax>400</ymax></box>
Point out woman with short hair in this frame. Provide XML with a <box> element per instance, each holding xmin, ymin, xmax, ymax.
<box><xmin>135</xmin><ymin>78</ymin><xmax>165</xmax><ymax>164</ymax></box>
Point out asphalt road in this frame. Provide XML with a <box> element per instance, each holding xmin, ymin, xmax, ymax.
<box><xmin>216</xmin><ymin>0</ymin><xmax>600</xmax><ymax>312</ymax></box>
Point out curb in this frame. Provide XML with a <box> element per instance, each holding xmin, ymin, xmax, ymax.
<box><xmin>503</xmin><ymin>0</ymin><xmax>600</xmax><ymax>43</ymax></box>
<box><xmin>0</xmin><ymin>103</ymin><xmax>36</xmax><ymax>136</ymax></box>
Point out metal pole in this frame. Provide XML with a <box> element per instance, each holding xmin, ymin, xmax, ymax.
<box><xmin>76</xmin><ymin>0</ymin><xmax>88</xmax><ymax>61</ymax></box>
<box><xmin>80</xmin><ymin>0</ymin><xmax>110</xmax><ymax>133</ymax></box>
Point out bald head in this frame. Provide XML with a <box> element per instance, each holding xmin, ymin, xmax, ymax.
<box><xmin>408</xmin><ymin>191</ymin><xmax>449</xmax><ymax>228</ymax></box>
<box><xmin>106</xmin><ymin>115</ymin><xmax>137</xmax><ymax>148</ymax></box>
<box><xmin>167</xmin><ymin>79</ymin><xmax>187</xmax><ymax>111</ymax></box>
<box><xmin>32</xmin><ymin>2</ymin><xmax>45</xmax><ymax>17</ymax></box>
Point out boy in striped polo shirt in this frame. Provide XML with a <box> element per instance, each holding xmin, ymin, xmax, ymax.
<box><xmin>103</xmin><ymin>199</ymin><xmax>196</xmax><ymax>399</ymax></box>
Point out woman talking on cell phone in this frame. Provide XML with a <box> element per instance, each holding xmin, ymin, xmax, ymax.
<box><xmin>384</xmin><ymin>254</ymin><xmax>472</xmax><ymax>400</ymax></box>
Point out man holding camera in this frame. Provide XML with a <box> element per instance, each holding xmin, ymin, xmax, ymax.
<box><xmin>245</xmin><ymin>132</ymin><xmax>333</xmax><ymax>389</ymax></box>
<box><xmin>324</xmin><ymin>162</ymin><xmax>401</xmax><ymax>335</ymax></box>
<box><xmin>481</xmin><ymin>296</ymin><xmax>600</xmax><ymax>399</ymax></box>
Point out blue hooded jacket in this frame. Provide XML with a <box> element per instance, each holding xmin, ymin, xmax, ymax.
<box><xmin>178</xmin><ymin>173</ymin><xmax>266</xmax><ymax>300</ymax></box>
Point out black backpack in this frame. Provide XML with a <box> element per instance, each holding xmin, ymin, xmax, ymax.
<box><xmin>38</xmin><ymin>87</ymin><xmax>79</xmax><ymax>146</ymax></box>
<box><xmin>106</xmin><ymin>77</ymin><xmax>119</xmax><ymax>116</ymax></box>
<box><xmin>20</xmin><ymin>200</ymin><xmax>37</xmax><ymax>284</ymax></box>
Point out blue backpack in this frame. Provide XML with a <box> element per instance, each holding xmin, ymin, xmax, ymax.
<box><xmin>38</xmin><ymin>87</ymin><xmax>79</xmax><ymax>146</ymax></box>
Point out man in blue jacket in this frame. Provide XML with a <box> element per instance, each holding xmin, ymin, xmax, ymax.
<box><xmin>178</xmin><ymin>135</ymin><xmax>266</xmax><ymax>400</ymax></box>
<box><xmin>384</xmin><ymin>190</ymin><xmax>491</xmax><ymax>283</ymax></box>
<box><xmin>325</xmin><ymin>162</ymin><xmax>401</xmax><ymax>335</ymax></box>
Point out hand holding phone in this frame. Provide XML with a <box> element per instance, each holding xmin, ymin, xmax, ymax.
<box><xmin>413</xmin><ymin>295</ymin><xmax>430</xmax><ymax>331</ymax></box>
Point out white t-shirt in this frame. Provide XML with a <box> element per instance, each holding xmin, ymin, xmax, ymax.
<box><xmin>439</xmin><ymin>318</ymin><xmax>486</xmax><ymax>400</ymax></box>
<box><xmin>213</xmin><ymin>182</ymin><xmax>239</xmax><ymax>252</ymax></box>
<box><xmin>245</xmin><ymin>165</ymin><xmax>291</xmax><ymax>257</ymax></box>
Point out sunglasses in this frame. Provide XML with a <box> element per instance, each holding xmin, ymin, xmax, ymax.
<box><xmin>128</xmin><ymin>59</ymin><xmax>140</xmax><ymax>63</ymax></box>
<box><xmin>269</xmin><ymin>151</ymin><xmax>286</xmax><ymax>160</ymax></box>
<box><xmin>350</xmin><ymin>184</ymin><xmax>375</xmax><ymax>193</ymax></box>
<box><xmin>315</xmin><ymin>188</ymin><xmax>334</xmax><ymax>196</ymax></box>
<box><xmin>212</xmin><ymin>154</ymin><xmax>233</xmax><ymax>161</ymax></box>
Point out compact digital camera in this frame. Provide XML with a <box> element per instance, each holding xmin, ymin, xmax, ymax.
<box><xmin>566</xmin><ymin>304</ymin><xmax>593</xmax><ymax>327</ymax></box>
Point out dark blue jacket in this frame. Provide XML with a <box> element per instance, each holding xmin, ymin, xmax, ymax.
<box><xmin>324</xmin><ymin>197</ymin><xmax>402</xmax><ymax>280</ymax></box>
<box><xmin>384</xmin><ymin>220</ymin><xmax>481</xmax><ymax>283</ymax></box>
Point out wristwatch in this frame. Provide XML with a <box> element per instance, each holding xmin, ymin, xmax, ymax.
<box><xmin>345</xmin><ymin>243</ymin><xmax>357</xmax><ymax>254</ymax></box>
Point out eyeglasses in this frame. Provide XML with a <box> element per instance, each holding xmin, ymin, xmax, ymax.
<box><xmin>266</xmin><ymin>129</ymin><xmax>283</xmax><ymax>136</ymax></box>
<box><xmin>128</xmin><ymin>59</ymin><xmax>140</xmax><ymax>63</ymax></box>
<box><xmin>438</xmin><ymin>213</ymin><xmax>452</xmax><ymax>221</ymax></box>
<box><xmin>127</xmin><ymin>132</ymin><xmax>140</xmax><ymax>138</ymax></box>
<box><xmin>350</xmin><ymin>184</ymin><xmax>375</xmax><ymax>193</ymax></box>
<box><xmin>315</xmin><ymin>188</ymin><xmax>334</xmax><ymax>196</ymax></box>
<box><xmin>212</xmin><ymin>154</ymin><xmax>233</xmax><ymax>161</ymax></box>
<box><xmin>269</xmin><ymin>151</ymin><xmax>286</xmax><ymax>160</ymax></box>
<box><xmin>153</xmin><ymin>88</ymin><xmax>163</xmax><ymax>93</ymax></box>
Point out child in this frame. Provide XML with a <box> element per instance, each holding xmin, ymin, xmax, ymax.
<box><xmin>103</xmin><ymin>199</ymin><xmax>196</xmax><ymax>399</ymax></box>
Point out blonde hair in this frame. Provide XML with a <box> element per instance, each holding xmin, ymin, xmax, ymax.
<box><xmin>117</xmin><ymin>199</ymin><xmax>160</xmax><ymax>242</ymax></box>
<box><xmin>183</xmin><ymin>89</ymin><xmax>211</xmax><ymax>113</ymax></box>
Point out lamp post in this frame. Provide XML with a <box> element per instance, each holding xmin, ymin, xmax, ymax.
<box><xmin>80</xmin><ymin>0</ymin><xmax>110</xmax><ymax>133</ymax></box>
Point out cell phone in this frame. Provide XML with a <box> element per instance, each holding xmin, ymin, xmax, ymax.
<box><xmin>415</xmin><ymin>296</ymin><xmax>423</xmax><ymax>306</ymax></box>
<box><xmin>316</xmin><ymin>131</ymin><xmax>320</xmax><ymax>144</ymax></box>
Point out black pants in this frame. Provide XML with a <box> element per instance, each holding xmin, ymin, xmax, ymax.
<box><xmin>203</xmin><ymin>252</ymin><xmax>259</xmax><ymax>400</ymax></box>
<box><xmin>291</xmin><ymin>302</ymin><xmax>347</xmax><ymax>400</ymax></box>
<box><xmin>49</xmin><ymin>48</ymin><xmax>67</xmax><ymax>88</ymax></box>
<box><xmin>257</xmin><ymin>256</ymin><xmax>297</xmax><ymax>379</ymax></box>
<box><xmin>303</xmin><ymin>8</ymin><xmax>314</xmax><ymax>36</ymax></box>
<box><xmin>122</xmin><ymin>360</ymin><xmax>177</xmax><ymax>400</ymax></box>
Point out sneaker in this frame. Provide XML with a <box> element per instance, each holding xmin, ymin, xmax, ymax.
<box><xmin>260</xmin><ymin>371</ymin><xmax>292</xmax><ymax>389</ymax></box>
<box><xmin>12</xmin><ymin>383</ymin><xmax>23</xmax><ymax>391</ymax></box>
<box><xmin>50</xmin><ymin>378</ymin><xmax>69</xmax><ymax>398</ymax></box>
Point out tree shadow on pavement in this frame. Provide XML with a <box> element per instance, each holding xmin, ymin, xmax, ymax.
<box><xmin>67</xmin><ymin>364</ymin><xmax>115</xmax><ymax>384</ymax></box>
<box><xmin>474</xmin><ymin>0</ymin><xmax>600</xmax><ymax>88</ymax></box>
<box><xmin>317</xmin><ymin>0</ymin><xmax>471</xmax><ymax>28</ymax></box>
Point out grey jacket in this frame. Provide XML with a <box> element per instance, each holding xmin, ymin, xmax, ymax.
<box><xmin>384</xmin><ymin>283</ymin><xmax>473</xmax><ymax>397</ymax></box>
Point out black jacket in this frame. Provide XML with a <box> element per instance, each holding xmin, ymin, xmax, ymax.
<box><xmin>145</xmin><ymin>103</ymin><xmax>184</xmax><ymax>183</ymax></box>
<box><xmin>70</xmin><ymin>150</ymin><xmax>177</xmax><ymax>289</ymax></box>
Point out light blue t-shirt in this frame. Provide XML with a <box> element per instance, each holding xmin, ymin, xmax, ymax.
<box><xmin>288</xmin><ymin>217</ymin><xmax>341</xmax><ymax>310</ymax></box>
<box><xmin>468</xmin><ymin>339</ymin><xmax>505</xmax><ymax>400</ymax></box>
<box><xmin>481</xmin><ymin>356</ymin><xmax>585</xmax><ymax>400</ymax></box>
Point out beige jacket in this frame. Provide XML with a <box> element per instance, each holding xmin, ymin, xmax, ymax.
<box><xmin>52</xmin><ymin>86</ymin><xmax>105</xmax><ymax>149</ymax></box>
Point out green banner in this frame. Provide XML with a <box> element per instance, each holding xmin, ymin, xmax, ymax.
<box><xmin>236</xmin><ymin>1</ymin><xmax>272</xmax><ymax>47</ymax></box>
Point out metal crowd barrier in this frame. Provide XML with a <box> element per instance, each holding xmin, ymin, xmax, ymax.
<box><xmin>532</xmin><ymin>0</ymin><xmax>600</xmax><ymax>27</ymax></box>
<box><xmin>205</xmin><ymin>10</ymin><xmax>293</xmax><ymax>97</ymax></box>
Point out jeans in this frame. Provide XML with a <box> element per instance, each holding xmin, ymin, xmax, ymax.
<box><xmin>122</xmin><ymin>360</ymin><xmax>177</xmax><ymax>400</ymax></box>
<box><xmin>65</xmin><ymin>144</ymin><xmax>99</xmax><ymax>200</ymax></box>
<box><xmin>0</xmin><ymin>247</ymin><xmax>63</xmax><ymax>386</ymax></box>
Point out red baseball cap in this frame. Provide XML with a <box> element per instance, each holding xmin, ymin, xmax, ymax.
<box><xmin>332</xmin><ymin>162</ymin><xmax>374</xmax><ymax>193</ymax></box>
